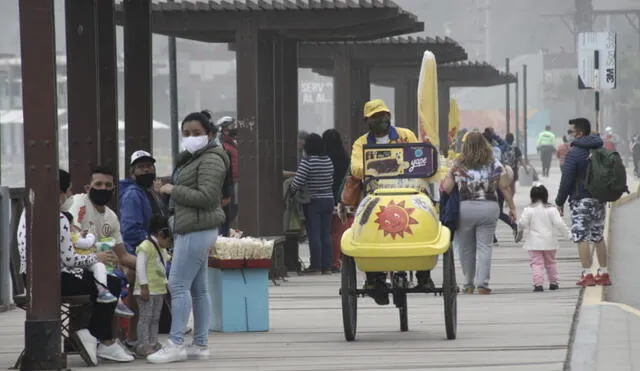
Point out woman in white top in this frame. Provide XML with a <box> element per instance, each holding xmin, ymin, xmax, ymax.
<box><xmin>516</xmin><ymin>185</ymin><xmax>571</xmax><ymax>292</ymax></box>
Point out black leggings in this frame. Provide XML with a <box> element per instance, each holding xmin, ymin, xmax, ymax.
<box><xmin>60</xmin><ymin>270</ymin><xmax>121</xmax><ymax>341</ymax></box>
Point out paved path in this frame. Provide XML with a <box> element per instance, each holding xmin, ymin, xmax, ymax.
<box><xmin>0</xmin><ymin>166</ymin><xmax>582</xmax><ymax>370</ymax></box>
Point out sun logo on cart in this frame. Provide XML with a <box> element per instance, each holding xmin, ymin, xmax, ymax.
<box><xmin>374</xmin><ymin>200</ymin><xmax>418</xmax><ymax>239</ymax></box>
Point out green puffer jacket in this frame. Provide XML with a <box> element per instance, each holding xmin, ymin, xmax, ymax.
<box><xmin>170</xmin><ymin>143</ymin><xmax>229</xmax><ymax>234</ymax></box>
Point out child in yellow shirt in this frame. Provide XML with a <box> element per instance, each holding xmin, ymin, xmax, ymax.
<box><xmin>134</xmin><ymin>215</ymin><xmax>171</xmax><ymax>357</ymax></box>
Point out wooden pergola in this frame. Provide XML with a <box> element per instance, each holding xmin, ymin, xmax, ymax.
<box><xmin>16</xmin><ymin>2</ymin><xmax>422</xmax><ymax>366</ymax></box>
<box><xmin>115</xmin><ymin>0</ymin><xmax>423</xmax><ymax>237</ymax></box>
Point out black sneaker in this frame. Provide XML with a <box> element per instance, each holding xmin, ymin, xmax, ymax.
<box><xmin>533</xmin><ymin>285</ymin><xmax>544</xmax><ymax>292</ymax></box>
<box><xmin>549</xmin><ymin>283</ymin><xmax>559</xmax><ymax>291</ymax></box>
<box><xmin>365</xmin><ymin>281</ymin><xmax>390</xmax><ymax>305</ymax></box>
<box><xmin>417</xmin><ymin>277</ymin><xmax>436</xmax><ymax>292</ymax></box>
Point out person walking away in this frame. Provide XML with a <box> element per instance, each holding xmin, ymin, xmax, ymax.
<box><xmin>290</xmin><ymin>133</ymin><xmax>334</xmax><ymax>274</ymax></box>
<box><xmin>349</xmin><ymin>99</ymin><xmax>435</xmax><ymax>303</ymax></box>
<box><xmin>632</xmin><ymin>134</ymin><xmax>640</xmax><ymax>177</ymax></box>
<box><xmin>150</xmin><ymin>112</ymin><xmax>229</xmax><ymax>364</ymax></box>
<box><xmin>536</xmin><ymin>125</ymin><xmax>556</xmax><ymax>177</ymax></box>
<box><xmin>322</xmin><ymin>129</ymin><xmax>350</xmax><ymax>273</ymax></box>
<box><xmin>517</xmin><ymin>185</ymin><xmax>570</xmax><ymax>292</ymax></box>
<box><xmin>441</xmin><ymin>132</ymin><xmax>517</xmax><ymax>294</ymax></box>
<box><xmin>490</xmin><ymin>145</ymin><xmax>517</xmax><ymax>243</ymax></box>
<box><xmin>19</xmin><ymin>170</ymin><xmax>134</xmax><ymax>364</ymax></box>
<box><xmin>119</xmin><ymin>150</ymin><xmax>165</xmax><ymax>349</ymax></box>
<box><xmin>503</xmin><ymin>133</ymin><xmax>523</xmax><ymax>194</ymax></box>
<box><xmin>555</xmin><ymin>118</ymin><xmax>615</xmax><ymax>287</ymax></box>
<box><xmin>556</xmin><ymin>135</ymin><xmax>571</xmax><ymax>170</ymax></box>
<box><xmin>135</xmin><ymin>215</ymin><xmax>171</xmax><ymax>357</ymax></box>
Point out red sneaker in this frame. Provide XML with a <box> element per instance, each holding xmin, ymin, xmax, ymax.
<box><xmin>576</xmin><ymin>273</ymin><xmax>596</xmax><ymax>287</ymax></box>
<box><xmin>595</xmin><ymin>272</ymin><xmax>612</xmax><ymax>286</ymax></box>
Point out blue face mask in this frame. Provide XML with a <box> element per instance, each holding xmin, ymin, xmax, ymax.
<box><xmin>567</xmin><ymin>135</ymin><xmax>575</xmax><ymax>143</ymax></box>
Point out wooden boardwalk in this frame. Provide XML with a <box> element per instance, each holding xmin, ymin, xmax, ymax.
<box><xmin>0</xmin><ymin>168</ymin><xmax>581</xmax><ymax>370</ymax></box>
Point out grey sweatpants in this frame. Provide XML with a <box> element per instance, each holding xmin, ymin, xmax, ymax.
<box><xmin>136</xmin><ymin>295</ymin><xmax>164</xmax><ymax>346</ymax></box>
<box><xmin>454</xmin><ymin>200</ymin><xmax>499</xmax><ymax>290</ymax></box>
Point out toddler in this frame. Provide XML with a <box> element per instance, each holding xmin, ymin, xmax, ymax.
<box><xmin>135</xmin><ymin>215</ymin><xmax>171</xmax><ymax>357</ymax></box>
<box><xmin>516</xmin><ymin>185</ymin><xmax>571</xmax><ymax>292</ymax></box>
<box><xmin>63</xmin><ymin>212</ymin><xmax>117</xmax><ymax>303</ymax></box>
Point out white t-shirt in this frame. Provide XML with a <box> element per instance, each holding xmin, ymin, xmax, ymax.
<box><xmin>67</xmin><ymin>193</ymin><xmax>123</xmax><ymax>246</ymax></box>
<box><xmin>375</xmin><ymin>135</ymin><xmax>390</xmax><ymax>144</ymax></box>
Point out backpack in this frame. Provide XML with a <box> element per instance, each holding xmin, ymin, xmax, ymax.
<box><xmin>501</xmin><ymin>146</ymin><xmax>518</xmax><ymax>170</ymax></box>
<box><xmin>585</xmin><ymin>148</ymin><xmax>628</xmax><ymax>202</ymax></box>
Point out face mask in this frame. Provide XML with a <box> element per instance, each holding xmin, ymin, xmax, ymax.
<box><xmin>89</xmin><ymin>188</ymin><xmax>113</xmax><ymax>206</ymax></box>
<box><xmin>61</xmin><ymin>195</ymin><xmax>74</xmax><ymax>212</ymax></box>
<box><xmin>567</xmin><ymin>135</ymin><xmax>574</xmax><ymax>143</ymax></box>
<box><xmin>135</xmin><ymin>173</ymin><xmax>156</xmax><ymax>189</ymax></box>
<box><xmin>369</xmin><ymin>118</ymin><xmax>390</xmax><ymax>136</ymax></box>
<box><xmin>182</xmin><ymin>135</ymin><xmax>209</xmax><ymax>153</ymax></box>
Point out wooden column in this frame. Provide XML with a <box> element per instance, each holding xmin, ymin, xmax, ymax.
<box><xmin>334</xmin><ymin>49</ymin><xmax>370</xmax><ymax>147</ymax></box>
<box><xmin>394</xmin><ymin>77</ymin><xmax>418</xmax><ymax>132</ymax></box>
<box><xmin>236</xmin><ymin>23</ymin><xmax>280</xmax><ymax>236</ymax></box>
<box><xmin>65</xmin><ymin>0</ymin><xmax>100</xmax><ymax>191</ymax></box>
<box><xmin>19</xmin><ymin>0</ymin><xmax>64</xmax><ymax>368</ymax></box>
<box><xmin>96</xmin><ymin>0</ymin><xmax>119</xmax><ymax>209</ymax></box>
<box><xmin>277</xmin><ymin>39</ymin><xmax>299</xmax><ymax>172</ymax></box>
<box><xmin>123</xmin><ymin>0</ymin><xmax>152</xmax><ymax>163</ymax></box>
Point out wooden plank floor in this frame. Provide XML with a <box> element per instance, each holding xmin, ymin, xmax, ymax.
<box><xmin>0</xmin><ymin>167</ymin><xmax>581</xmax><ymax>370</ymax></box>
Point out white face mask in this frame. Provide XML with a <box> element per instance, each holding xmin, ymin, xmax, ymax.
<box><xmin>182</xmin><ymin>135</ymin><xmax>209</xmax><ymax>153</ymax></box>
<box><xmin>61</xmin><ymin>195</ymin><xmax>74</xmax><ymax>212</ymax></box>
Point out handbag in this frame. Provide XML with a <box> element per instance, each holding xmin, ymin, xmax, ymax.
<box><xmin>340</xmin><ymin>176</ymin><xmax>362</xmax><ymax>206</ymax></box>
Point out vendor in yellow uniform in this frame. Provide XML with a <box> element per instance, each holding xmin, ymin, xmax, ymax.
<box><xmin>349</xmin><ymin>99</ymin><xmax>435</xmax><ymax>305</ymax></box>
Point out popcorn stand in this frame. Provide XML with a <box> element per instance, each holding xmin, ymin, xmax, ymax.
<box><xmin>208</xmin><ymin>236</ymin><xmax>275</xmax><ymax>332</ymax></box>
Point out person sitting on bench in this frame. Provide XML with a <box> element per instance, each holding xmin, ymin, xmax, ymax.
<box><xmin>17</xmin><ymin>169</ymin><xmax>135</xmax><ymax>365</ymax></box>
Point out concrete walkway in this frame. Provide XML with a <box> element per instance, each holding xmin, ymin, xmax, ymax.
<box><xmin>0</xmin><ymin>164</ymin><xmax>582</xmax><ymax>370</ymax></box>
<box><xmin>569</xmin><ymin>195</ymin><xmax>640</xmax><ymax>371</ymax></box>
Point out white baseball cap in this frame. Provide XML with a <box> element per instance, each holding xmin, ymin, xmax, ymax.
<box><xmin>130</xmin><ymin>150</ymin><xmax>156</xmax><ymax>166</ymax></box>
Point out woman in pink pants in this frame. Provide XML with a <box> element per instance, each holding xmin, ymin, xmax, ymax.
<box><xmin>516</xmin><ymin>185</ymin><xmax>571</xmax><ymax>292</ymax></box>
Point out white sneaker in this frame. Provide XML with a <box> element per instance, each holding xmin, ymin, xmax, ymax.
<box><xmin>116</xmin><ymin>339</ymin><xmax>136</xmax><ymax>357</ymax></box>
<box><xmin>71</xmin><ymin>329</ymin><xmax>98</xmax><ymax>366</ymax></box>
<box><xmin>186</xmin><ymin>344</ymin><xmax>210</xmax><ymax>360</ymax></box>
<box><xmin>147</xmin><ymin>340</ymin><xmax>187</xmax><ymax>364</ymax></box>
<box><xmin>97</xmin><ymin>342</ymin><xmax>135</xmax><ymax>362</ymax></box>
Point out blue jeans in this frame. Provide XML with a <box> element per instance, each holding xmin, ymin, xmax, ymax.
<box><xmin>307</xmin><ymin>197</ymin><xmax>334</xmax><ymax>270</ymax></box>
<box><xmin>169</xmin><ymin>228</ymin><xmax>218</xmax><ymax>346</ymax></box>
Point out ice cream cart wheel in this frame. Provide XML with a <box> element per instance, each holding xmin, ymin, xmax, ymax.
<box><xmin>341</xmin><ymin>255</ymin><xmax>358</xmax><ymax>341</ymax></box>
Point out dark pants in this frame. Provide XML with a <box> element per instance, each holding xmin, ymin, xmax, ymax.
<box><xmin>540</xmin><ymin>146</ymin><xmax>554</xmax><ymax>177</ymax></box>
<box><xmin>220</xmin><ymin>205</ymin><xmax>231</xmax><ymax>237</ymax></box>
<box><xmin>61</xmin><ymin>270</ymin><xmax>121</xmax><ymax>341</ymax></box>
<box><xmin>497</xmin><ymin>190</ymin><xmax>516</xmax><ymax>229</ymax></box>
<box><xmin>307</xmin><ymin>197</ymin><xmax>334</xmax><ymax>270</ymax></box>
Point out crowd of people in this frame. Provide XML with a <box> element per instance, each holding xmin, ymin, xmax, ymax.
<box><xmin>16</xmin><ymin>96</ymin><xmax>627</xmax><ymax>366</ymax></box>
<box><xmin>293</xmin><ymin>100</ymin><xmax>622</xmax><ymax>298</ymax></box>
<box><xmin>17</xmin><ymin>111</ymin><xmax>239</xmax><ymax>365</ymax></box>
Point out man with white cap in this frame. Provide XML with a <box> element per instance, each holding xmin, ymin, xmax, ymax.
<box><xmin>119</xmin><ymin>150</ymin><xmax>166</xmax><ymax>350</ymax></box>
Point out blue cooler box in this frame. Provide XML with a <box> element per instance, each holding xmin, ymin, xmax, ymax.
<box><xmin>207</xmin><ymin>267</ymin><xmax>269</xmax><ymax>332</ymax></box>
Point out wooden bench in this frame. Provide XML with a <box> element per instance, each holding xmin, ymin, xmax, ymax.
<box><xmin>8</xmin><ymin>188</ymin><xmax>93</xmax><ymax>369</ymax></box>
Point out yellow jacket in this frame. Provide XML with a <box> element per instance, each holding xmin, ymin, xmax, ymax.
<box><xmin>350</xmin><ymin>126</ymin><xmax>418</xmax><ymax>179</ymax></box>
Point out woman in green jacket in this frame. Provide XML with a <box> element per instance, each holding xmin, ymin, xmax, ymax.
<box><xmin>150</xmin><ymin>112</ymin><xmax>229</xmax><ymax>364</ymax></box>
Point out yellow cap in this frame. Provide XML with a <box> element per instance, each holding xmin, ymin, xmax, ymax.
<box><xmin>363</xmin><ymin>99</ymin><xmax>390</xmax><ymax>118</ymax></box>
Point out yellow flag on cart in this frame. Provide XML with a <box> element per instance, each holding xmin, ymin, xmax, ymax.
<box><xmin>417</xmin><ymin>51</ymin><xmax>439</xmax><ymax>148</ymax></box>
<box><xmin>448</xmin><ymin>98</ymin><xmax>459</xmax><ymax>149</ymax></box>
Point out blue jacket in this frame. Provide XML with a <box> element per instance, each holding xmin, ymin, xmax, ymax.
<box><xmin>119</xmin><ymin>179</ymin><xmax>152</xmax><ymax>254</ymax></box>
<box><xmin>439</xmin><ymin>186</ymin><xmax>459</xmax><ymax>238</ymax></box>
<box><xmin>555</xmin><ymin>134</ymin><xmax>604</xmax><ymax>206</ymax></box>
<box><xmin>490</xmin><ymin>134</ymin><xmax>509</xmax><ymax>154</ymax></box>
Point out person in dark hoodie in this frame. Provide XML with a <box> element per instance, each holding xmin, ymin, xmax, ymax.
<box><xmin>555</xmin><ymin>118</ymin><xmax>612</xmax><ymax>288</ymax></box>
<box><xmin>119</xmin><ymin>149</ymin><xmax>166</xmax><ymax>350</ymax></box>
